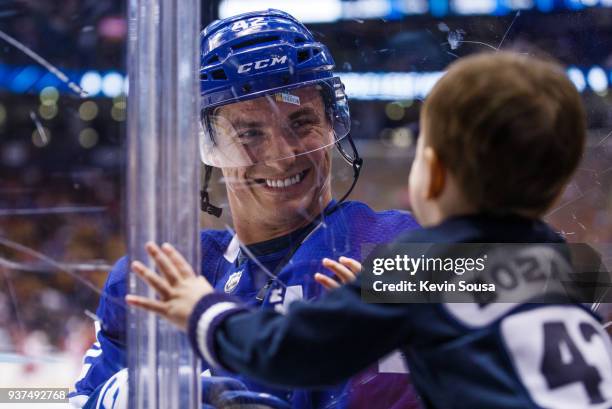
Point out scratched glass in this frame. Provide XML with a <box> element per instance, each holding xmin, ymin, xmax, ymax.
<box><xmin>0</xmin><ymin>1</ymin><xmax>611</xmax><ymax>409</ymax></box>
<box><xmin>0</xmin><ymin>0</ymin><xmax>127</xmax><ymax>404</ymax></box>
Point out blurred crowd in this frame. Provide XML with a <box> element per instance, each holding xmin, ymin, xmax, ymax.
<box><xmin>0</xmin><ymin>0</ymin><xmax>125</xmax><ymax>70</ymax></box>
<box><xmin>0</xmin><ymin>172</ymin><xmax>123</xmax><ymax>366</ymax></box>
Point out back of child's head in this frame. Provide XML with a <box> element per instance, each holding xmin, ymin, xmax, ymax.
<box><xmin>422</xmin><ymin>51</ymin><xmax>586</xmax><ymax>216</ymax></box>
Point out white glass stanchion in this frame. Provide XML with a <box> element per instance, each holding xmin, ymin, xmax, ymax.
<box><xmin>126</xmin><ymin>0</ymin><xmax>201</xmax><ymax>407</ymax></box>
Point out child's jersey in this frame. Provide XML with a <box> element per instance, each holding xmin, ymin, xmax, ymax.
<box><xmin>190</xmin><ymin>214</ymin><xmax>612</xmax><ymax>409</ymax></box>
<box><xmin>70</xmin><ymin>200</ymin><xmax>421</xmax><ymax>408</ymax></box>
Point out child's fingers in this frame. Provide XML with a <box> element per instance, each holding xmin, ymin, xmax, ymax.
<box><xmin>131</xmin><ymin>260</ymin><xmax>173</xmax><ymax>299</ymax></box>
<box><xmin>145</xmin><ymin>242</ymin><xmax>181</xmax><ymax>285</ymax></box>
<box><xmin>161</xmin><ymin>243</ymin><xmax>195</xmax><ymax>278</ymax></box>
<box><xmin>322</xmin><ymin>258</ymin><xmax>356</xmax><ymax>283</ymax></box>
<box><xmin>339</xmin><ymin>256</ymin><xmax>362</xmax><ymax>274</ymax></box>
<box><xmin>314</xmin><ymin>273</ymin><xmax>340</xmax><ymax>290</ymax></box>
<box><xmin>125</xmin><ymin>295</ymin><xmax>167</xmax><ymax>315</ymax></box>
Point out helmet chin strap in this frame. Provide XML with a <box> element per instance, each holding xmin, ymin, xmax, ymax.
<box><xmin>200</xmin><ymin>134</ymin><xmax>362</xmax><ymax>218</ymax></box>
<box><xmin>327</xmin><ymin>133</ymin><xmax>362</xmax><ymax>214</ymax></box>
<box><xmin>200</xmin><ymin>165</ymin><xmax>223</xmax><ymax>217</ymax></box>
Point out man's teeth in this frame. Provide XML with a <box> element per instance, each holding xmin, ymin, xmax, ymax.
<box><xmin>265</xmin><ymin>172</ymin><xmax>304</xmax><ymax>188</ymax></box>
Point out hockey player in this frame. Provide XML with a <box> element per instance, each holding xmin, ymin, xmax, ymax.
<box><xmin>128</xmin><ymin>52</ymin><xmax>612</xmax><ymax>409</ymax></box>
<box><xmin>69</xmin><ymin>9</ymin><xmax>420</xmax><ymax>409</ymax></box>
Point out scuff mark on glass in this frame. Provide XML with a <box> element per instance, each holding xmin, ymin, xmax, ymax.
<box><xmin>0</xmin><ymin>206</ymin><xmax>106</xmax><ymax>216</ymax></box>
<box><xmin>497</xmin><ymin>11</ymin><xmax>521</xmax><ymax>50</ymax></box>
<box><xmin>0</xmin><ymin>257</ymin><xmax>113</xmax><ymax>274</ymax></box>
<box><xmin>571</xmin><ymin>213</ymin><xmax>587</xmax><ymax>231</ymax></box>
<box><xmin>0</xmin><ymin>237</ymin><xmax>121</xmax><ymax>307</ymax></box>
<box><xmin>545</xmin><ymin>186</ymin><xmax>602</xmax><ymax>217</ymax></box>
<box><xmin>443</xmin><ymin>39</ymin><xmax>498</xmax><ymax>51</ymax></box>
<box><xmin>600</xmin><ymin>166</ymin><xmax>612</xmax><ymax>176</ymax></box>
<box><xmin>597</xmin><ymin>130</ymin><xmax>612</xmax><ymax>146</ymax></box>
<box><xmin>29</xmin><ymin>111</ymin><xmax>48</xmax><ymax>144</ymax></box>
<box><xmin>0</xmin><ymin>266</ymin><xmax>25</xmax><ymax>333</ymax></box>
<box><xmin>447</xmin><ymin>51</ymin><xmax>459</xmax><ymax>59</ymax></box>
<box><xmin>0</xmin><ymin>29</ymin><xmax>87</xmax><ymax>97</ymax></box>
<box><xmin>447</xmin><ymin>29</ymin><xmax>466</xmax><ymax>50</ymax></box>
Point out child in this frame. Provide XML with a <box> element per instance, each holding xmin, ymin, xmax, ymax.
<box><xmin>127</xmin><ymin>52</ymin><xmax>612</xmax><ymax>409</ymax></box>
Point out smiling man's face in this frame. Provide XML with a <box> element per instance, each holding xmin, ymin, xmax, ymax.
<box><xmin>215</xmin><ymin>85</ymin><xmax>334</xmax><ymax>232</ymax></box>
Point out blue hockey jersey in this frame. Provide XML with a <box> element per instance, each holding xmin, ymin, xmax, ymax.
<box><xmin>70</xmin><ymin>200</ymin><xmax>420</xmax><ymax>408</ymax></box>
<box><xmin>187</xmin><ymin>213</ymin><xmax>612</xmax><ymax>409</ymax></box>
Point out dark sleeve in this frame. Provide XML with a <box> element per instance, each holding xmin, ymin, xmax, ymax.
<box><xmin>187</xmin><ymin>279</ymin><xmax>413</xmax><ymax>388</ymax></box>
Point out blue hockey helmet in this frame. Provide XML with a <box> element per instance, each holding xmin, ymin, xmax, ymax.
<box><xmin>199</xmin><ymin>9</ymin><xmax>351</xmax><ymax>168</ymax></box>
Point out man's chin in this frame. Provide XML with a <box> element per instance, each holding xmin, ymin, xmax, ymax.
<box><xmin>262</xmin><ymin>194</ymin><xmax>323</xmax><ymax>221</ymax></box>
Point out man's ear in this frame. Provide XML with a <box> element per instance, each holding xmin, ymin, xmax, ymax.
<box><xmin>424</xmin><ymin>146</ymin><xmax>445</xmax><ymax>200</ymax></box>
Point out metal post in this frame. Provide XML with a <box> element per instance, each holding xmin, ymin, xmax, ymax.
<box><xmin>126</xmin><ymin>0</ymin><xmax>201</xmax><ymax>407</ymax></box>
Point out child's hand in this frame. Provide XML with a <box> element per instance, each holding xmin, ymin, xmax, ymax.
<box><xmin>125</xmin><ymin>241</ymin><xmax>214</xmax><ymax>331</ymax></box>
<box><xmin>315</xmin><ymin>256</ymin><xmax>362</xmax><ymax>290</ymax></box>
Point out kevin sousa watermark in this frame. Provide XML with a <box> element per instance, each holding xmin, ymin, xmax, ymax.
<box><xmin>361</xmin><ymin>243</ymin><xmax>611</xmax><ymax>304</ymax></box>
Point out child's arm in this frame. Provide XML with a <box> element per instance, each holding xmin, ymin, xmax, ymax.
<box><xmin>196</xmin><ymin>279</ymin><xmax>412</xmax><ymax>387</ymax></box>
<box><xmin>127</xmin><ymin>242</ymin><xmax>413</xmax><ymax>387</ymax></box>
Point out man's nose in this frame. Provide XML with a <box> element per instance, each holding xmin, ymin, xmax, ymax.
<box><xmin>263</xmin><ymin>127</ymin><xmax>300</xmax><ymax>168</ymax></box>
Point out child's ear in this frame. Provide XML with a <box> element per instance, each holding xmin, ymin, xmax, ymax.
<box><xmin>424</xmin><ymin>146</ymin><xmax>445</xmax><ymax>200</ymax></box>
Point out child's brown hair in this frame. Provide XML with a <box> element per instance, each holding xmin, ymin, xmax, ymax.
<box><xmin>422</xmin><ymin>52</ymin><xmax>586</xmax><ymax>216</ymax></box>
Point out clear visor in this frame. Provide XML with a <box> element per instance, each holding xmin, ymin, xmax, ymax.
<box><xmin>200</xmin><ymin>80</ymin><xmax>349</xmax><ymax>168</ymax></box>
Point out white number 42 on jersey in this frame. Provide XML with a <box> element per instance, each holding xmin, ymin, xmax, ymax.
<box><xmin>502</xmin><ymin>306</ymin><xmax>612</xmax><ymax>409</ymax></box>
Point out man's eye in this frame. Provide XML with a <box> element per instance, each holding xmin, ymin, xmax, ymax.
<box><xmin>237</xmin><ymin>129</ymin><xmax>264</xmax><ymax>140</ymax></box>
<box><xmin>290</xmin><ymin>117</ymin><xmax>317</xmax><ymax>130</ymax></box>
